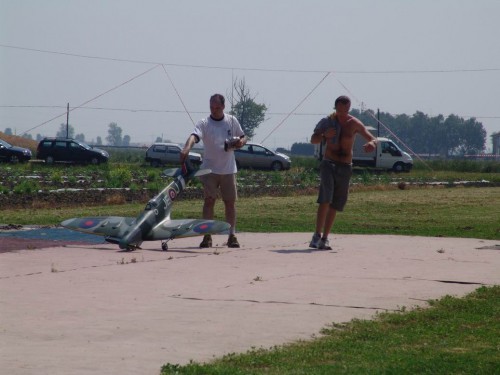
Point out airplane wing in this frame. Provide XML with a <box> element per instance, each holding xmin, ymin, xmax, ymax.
<box><xmin>145</xmin><ymin>219</ymin><xmax>230</xmax><ymax>241</ymax></box>
<box><xmin>61</xmin><ymin>216</ymin><xmax>136</xmax><ymax>237</ymax></box>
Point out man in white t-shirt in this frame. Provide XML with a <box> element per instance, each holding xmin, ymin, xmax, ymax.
<box><xmin>181</xmin><ymin>94</ymin><xmax>247</xmax><ymax>248</ymax></box>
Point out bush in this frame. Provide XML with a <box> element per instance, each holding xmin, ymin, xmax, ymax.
<box><xmin>108</xmin><ymin>167</ymin><xmax>133</xmax><ymax>188</ymax></box>
<box><xmin>13</xmin><ymin>180</ymin><xmax>40</xmax><ymax>194</ymax></box>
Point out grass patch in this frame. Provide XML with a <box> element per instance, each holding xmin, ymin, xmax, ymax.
<box><xmin>161</xmin><ymin>286</ymin><xmax>500</xmax><ymax>374</ymax></box>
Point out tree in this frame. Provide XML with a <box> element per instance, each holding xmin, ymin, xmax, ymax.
<box><xmin>228</xmin><ymin>77</ymin><xmax>267</xmax><ymax>140</ymax></box>
<box><xmin>75</xmin><ymin>133</ymin><xmax>85</xmax><ymax>142</ymax></box>
<box><xmin>56</xmin><ymin>123</ymin><xmax>74</xmax><ymax>138</ymax></box>
<box><xmin>349</xmin><ymin>108</ymin><xmax>487</xmax><ymax>157</ymax></box>
<box><xmin>456</xmin><ymin>117</ymin><xmax>486</xmax><ymax>155</ymax></box>
<box><xmin>122</xmin><ymin>135</ymin><xmax>131</xmax><ymax>146</ymax></box>
<box><xmin>106</xmin><ymin>122</ymin><xmax>131</xmax><ymax>146</ymax></box>
<box><xmin>106</xmin><ymin>122</ymin><xmax>123</xmax><ymax>146</ymax></box>
<box><xmin>4</xmin><ymin>128</ymin><xmax>13</xmax><ymax>135</ymax></box>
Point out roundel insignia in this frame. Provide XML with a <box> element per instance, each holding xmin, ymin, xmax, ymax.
<box><xmin>79</xmin><ymin>218</ymin><xmax>100</xmax><ymax>229</ymax></box>
<box><xmin>168</xmin><ymin>189</ymin><xmax>177</xmax><ymax>200</ymax></box>
<box><xmin>193</xmin><ymin>222</ymin><xmax>214</xmax><ymax>233</ymax></box>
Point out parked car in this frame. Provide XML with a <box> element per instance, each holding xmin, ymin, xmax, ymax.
<box><xmin>234</xmin><ymin>143</ymin><xmax>291</xmax><ymax>171</ymax></box>
<box><xmin>0</xmin><ymin>139</ymin><xmax>32</xmax><ymax>163</ymax></box>
<box><xmin>145</xmin><ymin>142</ymin><xmax>202</xmax><ymax>167</ymax></box>
<box><xmin>36</xmin><ymin>138</ymin><xmax>109</xmax><ymax>164</ymax></box>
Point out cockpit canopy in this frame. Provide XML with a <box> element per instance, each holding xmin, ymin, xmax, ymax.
<box><xmin>145</xmin><ymin>200</ymin><xmax>158</xmax><ymax>211</ymax></box>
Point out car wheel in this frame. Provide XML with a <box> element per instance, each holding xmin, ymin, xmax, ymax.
<box><xmin>45</xmin><ymin>156</ymin><xmax>54</xmax><ymax>164</ymax></box>
<box><xmin>90</xmin><ymin>157</ymin><xmax>99</xmax><ymax>165</ymax></box>
<box><xmin>9</xmin><ymin>155</ymin><xmax>19</xmax><ymax>163</ymax></box>
<box><xmin>392</xmin><ymin>162</ymin><xmax>404</xmax><ymax>173</ymax></box>
<box><xmin>151</xmin><ymin>159</ymin><xmax>160</xmax><ymax>168</ymax></box>
<box><xmin>271</xmin><ymin>161</ymin><xmax>283</xmax><ymax>171</ymax></box>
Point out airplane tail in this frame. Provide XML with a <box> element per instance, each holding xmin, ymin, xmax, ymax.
<box><xmin>162</xmin><ymin>159</ymin><xmax>211</xmax><ymax>181</ymax></box>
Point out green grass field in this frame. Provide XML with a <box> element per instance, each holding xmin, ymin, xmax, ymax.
<box><xmin>2</xmin><ymin>186</ymin><xmax>499</xmax><ymax>240</ymax></box>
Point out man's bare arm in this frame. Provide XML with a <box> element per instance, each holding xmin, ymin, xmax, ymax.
<box><xmin>180</xmin><ymin>134</ymin><xmax>197</xmax><ymax>163</ymax></box>
<box><xmin>356</xmin><ymin>121</ymin><xmax>377</xmax><ymax>153</ymax></box>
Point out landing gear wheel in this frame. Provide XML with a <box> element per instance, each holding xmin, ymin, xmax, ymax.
<box><xmin>161</xmin><ymin>241</ymin><xmax>169</xmax><ymax>251</ymax></box>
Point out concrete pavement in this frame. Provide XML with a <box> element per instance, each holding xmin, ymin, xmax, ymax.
<box><xmin>1</xmin><ymin>233</ymin><xmax>498</xmax><ymax>375</ymax></box>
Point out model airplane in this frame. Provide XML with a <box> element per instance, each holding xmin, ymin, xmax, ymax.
<box><xmin>61</xmin><ymin>162</ymin><xmax>230</xmax><ymax>251</ymax></box>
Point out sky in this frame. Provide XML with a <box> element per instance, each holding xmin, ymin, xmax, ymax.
<box><xmin>1</xmin><ymin>0</ymin><xmax>499</xmax><ymax>151</ymax></box>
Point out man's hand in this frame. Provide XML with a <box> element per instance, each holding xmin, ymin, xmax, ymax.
<box><xmin>363</xmin><ymin>140</ymin><xmax>377</xmax><ymax>153</ymax></box>
<box><xmin>233</xmin><ymin>136</ymin><xmax>246</xmax><ymax>150</ymax></box>
<box><xmin>180</xmin><ymin>149</ymin><xmax>189</xmax><ymax>164</ymax></box>
<box><xmin>323</xmin><ymin>128</ymin><xmax>337</xmax><ymax>145</ymax></box>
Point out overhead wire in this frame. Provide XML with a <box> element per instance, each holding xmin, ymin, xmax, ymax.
<box><xmin>1</xmin><ymin>105</ymin><xmax>499</xmax><ymax>120</ymax></box>
<box><xmin>260</xmin><ymin>72</ymin><xmax>331</xmax><ymax>144</ymax></box>
<box><xmin>3</xmin><ymin>43</ymin><xmax>497</xmax><ymax>148</ymax></box>
<box><xmin>161</xmin><ymin>64</ymin><xmax>196</xmax><ymax>126</ymax></box>
<box><xmin>20</xmin><ymin>64</ymin><xmax>161</xmax><ymax>135</ymax></box>
<box><xmin>2</xmin><ymin>43</ymin><xmax>500</xmax><ymax>74</ymax></box>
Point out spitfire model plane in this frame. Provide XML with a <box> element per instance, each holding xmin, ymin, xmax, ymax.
<box><xmin>61</xmin><ymin>162</ymin><xmax>230</xmax><ymax>251</ymax></box>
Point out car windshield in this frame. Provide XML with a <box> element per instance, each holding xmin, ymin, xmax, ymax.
<box><xmin>75</xmin><ymin>141</ymin><xmax>92</xmax><ymax>150</ymax></box>
<box><xmin>0</xmin><ymin>139</ymin><xmax>12</xmax><ymax>148</ymax></box>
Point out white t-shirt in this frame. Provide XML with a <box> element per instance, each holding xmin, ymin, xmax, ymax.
<box><xmin>192</xmin><ymin>114</ymin><xmax>245</xmax><ymax>174</ymax></box>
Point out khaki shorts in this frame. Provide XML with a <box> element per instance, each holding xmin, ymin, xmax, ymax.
<box><xmin>317</xmin><ymin>159</ymin><xmax>353</xmax><ymax>211</ymax></box>
<box><xmin>200</xmin><ymin>173</ymin><xmax>237</xmax><ymax>201</ymax></box>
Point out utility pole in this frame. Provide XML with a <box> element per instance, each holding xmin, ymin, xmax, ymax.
<box><xmin>66</xmin><ymin>103</ymin><xmax>69</xmax><ymax>138</ymax></box>
<box><xmin>377</xmin><ymin>108</ymin><xmax>380</xmax><ymax>137</ymax></box>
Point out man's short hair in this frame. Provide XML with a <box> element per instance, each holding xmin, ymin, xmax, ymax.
<box><xmin>335</xmin><ymin>95</ymin><xmax>351</xmax><ymax>107</ymax></box>
<box><xmin>210</xmin><ymin>93</ymin><xmax>225</xmax><ymax>106</ymax></box>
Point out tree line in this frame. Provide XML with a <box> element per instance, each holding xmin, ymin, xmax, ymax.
<box><xmin>291</xmin><ymin>109</ymin><xmax>487</xmax><ymax>157</ymax></box>
<box><xmin>351</xmin><ymin>109</ymin><xmax>487</xmax><ymax>157</ymax></box>
<box><xmin>4</xmin><ymin>122</ymin><xmax>132</xmax><ymax>146</ymax></box>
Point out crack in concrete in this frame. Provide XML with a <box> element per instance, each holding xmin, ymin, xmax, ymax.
<box><xmin>169</xmin><ymin>294</ymin><xmax>395</xmax><ymax>311</ymax></box>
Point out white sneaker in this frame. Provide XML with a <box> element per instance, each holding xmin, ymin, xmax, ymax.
<box><xmin>318</xmin><ymin>238</ymin><xmax>332</xmax><ymax>250</ymax></box>
<box><xmin>309</xmin><ymin>233</ymin><xmax>321</xmax><ymax>248</ymax></box>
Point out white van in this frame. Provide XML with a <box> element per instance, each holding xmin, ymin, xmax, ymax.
<box><xmin>315</xmin><ymin>136</ymin><xmax>413</xmax><ymax>172</ymax></box>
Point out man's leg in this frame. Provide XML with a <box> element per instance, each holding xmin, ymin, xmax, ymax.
<box><xmin>223</xmin><ymin>200</ymin><xmax>236</xmax><ymax>234</ymax></box>
<box><xmin>200</xmin><ymin>174</ymin><xmax>219</xmax><ymax>248</ymax></box>
<box><xmin>220</xmin><ymin>174</ymin><xmax>240</xmax><ymax>248</ymax></box>
<box><xmin>311</xmin><ymin>160</ymin><xmax>334</xmax><ymax>248</ymax></box>
<box><xmin>322</xmin><ymin>206</ymin><xmax>337</xmax><ymax>239</ymax></box>
<box><xmin>315</xmin><ymin>202</ymin><xmax>329</xmax><ymax>234</ymax></box>
<box><xmin>203</xmin><ymin>197</ymin><xmax>216</xmax><ymax>220</ymax></box>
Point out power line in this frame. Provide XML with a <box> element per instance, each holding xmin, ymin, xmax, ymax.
<box><xmin>19</xmin><ymin>64</ymin><xmax>161</xmax><ymax>135</ymax></box>
<box><xmin>261</xmin><ymin>72</ymin><xmax>331</xmax><ymax>143</ymax></box>
<box><xmin>2</xmin><ymin>105</ymin><xmax>499</xmax><ymax>120</ymax></box>
<box><xmin>2</xmin><ymin>43</ymin><xmax>500</xmax><ymax>74</ymax></box>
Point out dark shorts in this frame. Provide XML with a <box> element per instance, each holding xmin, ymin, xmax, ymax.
<box><xmin>317</xmin><ymin>159</ymin><xmax>353</xmax><ymax>211</ymax></box>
